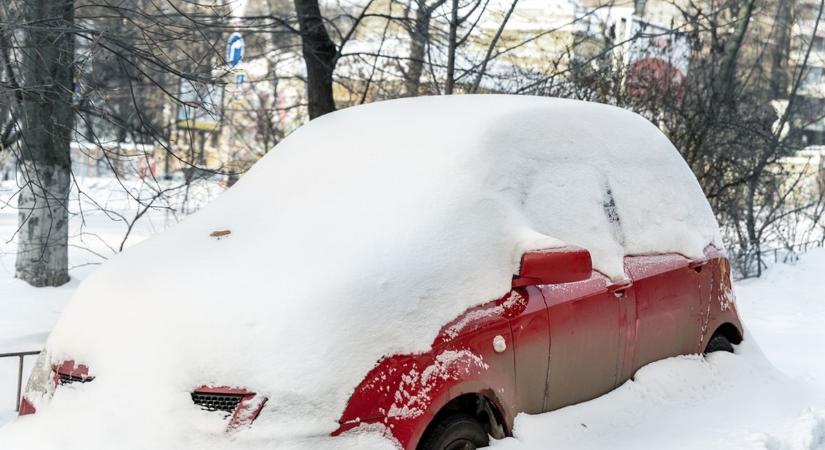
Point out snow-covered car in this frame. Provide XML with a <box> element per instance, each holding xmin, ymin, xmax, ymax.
<box><xmin>8</xmin><ymin>96</ymin><xmax>743</xmax><ymax>450</ymax></box>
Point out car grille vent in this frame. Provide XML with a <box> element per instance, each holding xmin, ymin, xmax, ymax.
<box><xmin>58</xmin><ymin>373</ymin><xmax>93</xmax><ymax>385</ymax></box>
<box><xmin>191</xmin><ymin>392</ymin><xmax>245</xmax><ymax>415</ymax></box>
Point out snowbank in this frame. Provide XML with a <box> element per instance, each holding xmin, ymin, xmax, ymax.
<box><xmin>1</xmin><ymin>96</ymin><xmax>720</xmax><ymax>448</ymax></box>
<box><xmin>734</xmin><ymin>248</ymin><xmax>825</xmax><ymax>384</ymax></box>
<box><xmin>490</xmin><ymin>340</ymin><xmax>825</xmax><ymax>450</ymax></box>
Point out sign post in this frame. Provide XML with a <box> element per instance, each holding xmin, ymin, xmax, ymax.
<box><xmin>234</xmin><ymin>70</ymin><xmax>246</xmax><ymax>100</ymax></box>
<box><xmin>176</xmin><ymin>78</ymin><xmax>224</xmax><ymax>131</ymax></box>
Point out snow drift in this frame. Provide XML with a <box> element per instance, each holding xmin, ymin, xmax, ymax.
<box><xmin>5</xmin><ymin>95</ymin><xmax>719</xmax><ymax>448</ymax></box>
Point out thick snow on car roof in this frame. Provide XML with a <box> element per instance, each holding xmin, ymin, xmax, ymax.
<box><xmin>33</xmin><ymin>96</ymin><xmax>718</xmax><ymax>448</ymax></box>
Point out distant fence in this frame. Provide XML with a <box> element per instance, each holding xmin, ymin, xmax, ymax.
<box><xmin>733</xmin><ymin>239</ymin><xmax>824</xmax><ymax>280</ymax></box>
<box><xmin>762</xmin><ymin>240</ymin><xmax>824</xmax><ymax>264</ymax></box>
<box><xmin>0</xmin><ymin>350</ymin><xmax>40</xmax><ymax>412</ymax></box>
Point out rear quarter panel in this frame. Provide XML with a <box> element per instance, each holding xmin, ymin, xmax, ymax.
<box><xmin>702</xmin><ymin>254</ymin><xmax>744</xmax><ymax>346</ymax></box>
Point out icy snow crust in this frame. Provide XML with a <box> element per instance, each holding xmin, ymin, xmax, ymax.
<box><xmin>26</xmin><ymin>96</ymin><xmax>718</xmax><ymax>447</ymax></box>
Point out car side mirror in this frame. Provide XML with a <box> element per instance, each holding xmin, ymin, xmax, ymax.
<box><xmin>513</xmin><ymin>246</ymin><xmax>593</xmax><ymax>287</ymax></box>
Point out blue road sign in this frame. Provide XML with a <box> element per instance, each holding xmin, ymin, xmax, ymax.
<box><xmin>226</xmin><ymin>32</ymin><xmax>245</xmax><ymax>68</ymax></box>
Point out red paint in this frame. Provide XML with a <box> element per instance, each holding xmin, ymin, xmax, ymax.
<box><xmin>338</xmin><ymin>248</ymin><xmax>743</xmax><ymax>449</ymax></box>
<box><xmin>53</xmin><ymin>360</ymin><xmax>93</xmax><ymax>383</ymax></box>
<box><xmin>19</xmin><ymin>397</ymin><xmax>36</xmax><ymax>416</ymax></box>
<box><xmin>513</xmin><ymin>246</ymin><xmax>592</xmax><ymax>287</ymax></box>
<box><xmin>542</xmin><ymin>273</ymin><xmax>627</xmax><ymax>409</ymax></box>
<box><xmin>336</xmin><ymin>292</ymin><xmax>517</xmax><ymax>449</ymax></box>
<box><xmin>19</xmin><ymin>360</ymin><xmax>92</xmax><ymax>417</ymax></box>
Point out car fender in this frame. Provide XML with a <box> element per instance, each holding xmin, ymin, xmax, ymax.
<box><xmin>336</xmin><ymin>309</ymin><xmax>517</xmax><ymax>449</ymax></box>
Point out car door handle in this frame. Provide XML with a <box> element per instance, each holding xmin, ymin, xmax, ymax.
<box><xmin>607</xmin><ymin>280</ymin><xmax>633</xmax><ymax>298</ymax></box>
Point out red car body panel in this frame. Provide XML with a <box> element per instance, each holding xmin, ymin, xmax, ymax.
<box><xmin>18</xmin><ymin>397</ymin><xmax>36</xmax><ymax>416</ymax></box>
<box><xmin>19</xmin><ymin>360</ymin><xmax>92</xmax><ymax>416</ymax></box>
<box><xmin>542</xmin><ymin>274</ymin><xmax>626</xmax><ymax>410</ymax></box>
<box><xmin>336</xmin><ymin>250</ymin><xmax>743</xmax><ymax>450</ymax></box>
<box><xmin>53</xmin><ymin>361</ymin><xmax>92</xmax><ymax>383</ymax></box>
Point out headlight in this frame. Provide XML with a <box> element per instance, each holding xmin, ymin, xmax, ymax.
<box><xmin>20</xmin><ymin>351</ymin><xmax>54</xmax><ymax>415</ymax></box>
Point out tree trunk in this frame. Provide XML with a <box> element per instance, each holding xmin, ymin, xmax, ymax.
<box><xmin>634</xmin><ymin>0</ymin><xmax>646</xmax><ymax>17</ymax></box>
<box><xmin>769</xmin><ymin>0</ymin><xmax>792</xmax><ymax>100</ymax></box>
<box><xmin>405</xmin><ymin>1</ymin><xmax>446</xmax><ymax>96</ymax></box>
<box><xmin>15</xmin><ymin>0</ymin><xmax>74</xmax><ymax>287</ymax></box>
<box><xmin>406</xmin><ymin>4</ymin><xmax>430</xmax><ymax>96</ymax></box>
<box><xmin>16</xmin><ymin>163</ymin><xmax>71</xmax><ymax>286</ymax></box>
<box><xmin>716</xmin><ymin>0</ymin><xmax>756</xmax><ymax>107</ymax></box>
<box><xmin>293</xmin><ymin>0</ymin><xmax>337</xmax><ymax>119</ymax></box>
<box><xmin>445</xmin><ymin>0</ymin><xmax>458</xmax><ymax>95</ymax></box>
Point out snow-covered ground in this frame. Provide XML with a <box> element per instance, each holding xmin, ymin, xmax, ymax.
<box><xmin>0</xmin><ymin>177</ymin><xmax>824</xmax><ymax>448</ymax></box>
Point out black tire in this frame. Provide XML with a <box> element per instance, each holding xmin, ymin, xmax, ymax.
<box><xmin>704</xmin><ymin>334</ymin><xmax>734</xmax><ymax>354</ymax></box>
<box><xmin>418</xmin><ymin>413</ymin><xmax>490</xmax><ymax>450</ymax></box>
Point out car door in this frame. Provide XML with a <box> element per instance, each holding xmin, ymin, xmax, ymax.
<box><xmin>504</xmin><ymin>286</ymin><xmax>551</xmax><ymax>415</ymax></box>
<box><xmin>625</xmin><ymin>254</ymin><xmax>704</xmax><ymax>370</ymax></box>
<box><xmin>540</xmin><ymin>274</ymin><xmax>634</xmax><ymax>410</ymax></box>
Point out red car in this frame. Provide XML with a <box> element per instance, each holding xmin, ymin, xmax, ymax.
<box><xmin>11</xmin><ymin>96</ymin><xmax>743</xmax><ymax>450</ymax></box>
<box><xmin>336</xmin><ymin>247</ymin><xmax>742</xmax><ymax>449</ymax></box>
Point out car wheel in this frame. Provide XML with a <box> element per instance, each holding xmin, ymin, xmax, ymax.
<box><xmin>704</xmin><ymin>334</ymin><xmax>734</xmax><ymax>354</ymax></box>
<box><xmin>418</xmin><ymin>413</ymin><xmax>490</xmax><ymax>450</ymax></box>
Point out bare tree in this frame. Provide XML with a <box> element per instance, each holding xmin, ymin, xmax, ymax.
<box><xmin>0</xmin><ymin>0</ymin><xmax>302</xmax><ymax>284</ymax></box>
<box><xmin>403</xmin><ymin>0</ymin><xmax>448</xmax><ymax>96</ymax></box>
<box><xmin>2</xmin><ymin>0</ymin><xmax>823</xmax><ymax>284</ymax></box>
<box><xmin>14</xmin><ymin>0</ymin><xmax>75</xmax><ymax>286</ymax></box>
<box><xmin>445</xmin><ymin>0</ymin><xmax>459</xmax><ymax>94</ymax></box>
<box><xmin>293</xmin><ymin>0</ymin><xmax>338</xmax><ymax>118</ymax></box>
<box><xmin>0</xmin><ymin>7</ymin><xmax>21</xmax><ymax>153</ymax></box>
<box><xmin>292</xmin><ymin>0</ymin><xmax>377</xmax><ymax>118</ymax></box>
